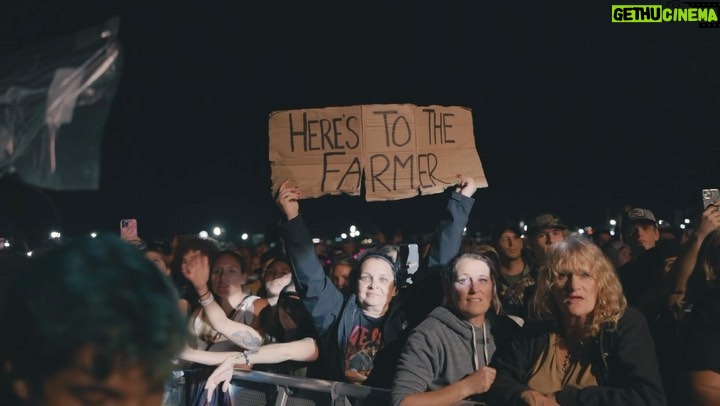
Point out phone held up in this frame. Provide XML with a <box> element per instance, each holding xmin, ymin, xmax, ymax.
<box><xmin>397</xmin><ymin>243</ymin><xmax>420</xmax><ymax>287</ymax></box>
<box><xmin>120</xmin><ymin>218</ymin><xmax>139</xmax><ymax>242</ymax></box>
<box><xmin>702</xmin><ymin>188</ymin><xmax>720</xmax><ymax>210</ymax></box>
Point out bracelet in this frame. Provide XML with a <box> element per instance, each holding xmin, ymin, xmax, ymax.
<box><xmin>197</xmin><ymin>288</ymin><xmax>209</xmax><ymax>297</ymax></box>
<box><xmin>199</xmin><ymin>293</ymin><xmax>214</xmax><ymax>307</ymax></box>
<box><xmin>241</xmin><ymin>350</ymin><xmax>250</xmax><ymax>365</ymax></box>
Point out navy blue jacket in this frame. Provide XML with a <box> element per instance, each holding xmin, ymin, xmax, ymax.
<box><xmin>280</xmin><ymin>191</ymin><xmax>475</xmax><ymax>385</ymax></box>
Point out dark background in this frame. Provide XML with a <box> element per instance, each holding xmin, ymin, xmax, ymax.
<box><xmin>1</xmin><ymin>1</ymin><xmax>719</xmax><ymax>248</ymax></box>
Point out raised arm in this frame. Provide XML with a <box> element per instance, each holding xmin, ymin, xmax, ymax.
<box><xmin>666</xmin><ymin>202</ymin><xmax>720</xmax><ymax>307</ymax></box>
<box><xmin>426</xmin><ymin>174</ymin><xmax>477</xmax><ymax>268</ymax></box>
<box><xmin>276</xmin><ymin>180</ymin><xmax>345</xmax><ymax>334</ymax></box>
<box><xmin>179</xmin><ymin>346</ymin><xmax>238</xmax><ymax>366</ymax></box>
<box><xmin>182</xmin><ymin>251</ymin><xmax>264</xmax><ymax>349</ymax></box>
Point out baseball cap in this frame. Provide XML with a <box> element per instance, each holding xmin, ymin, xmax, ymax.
<box><xmin>527</xmin><ymin>213</ymin><xmax>567</xmax><ymax>235</ymax></box>
<box><xmin>622</xmin><ymin>208</ymin><xmax>657</xmax><ymax>229</ymax></box>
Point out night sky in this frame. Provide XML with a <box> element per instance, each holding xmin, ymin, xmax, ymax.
<box><xmin>1</xmin><ymin>2</ymin><xmax>720</xmax><ymax>248</ymax></box>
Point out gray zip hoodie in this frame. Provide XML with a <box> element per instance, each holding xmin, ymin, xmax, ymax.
<box><xmin>391</xmin><ymin>306</ymin><xmax>498</xmax><ymax>405</ymax></box>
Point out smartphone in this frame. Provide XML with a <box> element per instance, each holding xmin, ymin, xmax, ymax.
<box><xmin>405</xmin><ymin>243</ymin><xmax>420</xmax><ymax>276</ymax></box>
<box><xmin>120</xmin><ymin>218</ymin><xmax>138</xmax><ymax>241</ymax></box>
<box><xmin>702</xmin><ymin>188</ymin><xmax>720</xmax><ymax>209</ymax></box>
<box><xmin>396</xmin><ymin>243</ymin><xmax>420</xmax><ymax>286</ymax></box>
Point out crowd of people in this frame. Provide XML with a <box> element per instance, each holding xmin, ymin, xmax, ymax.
<box><xmin>1</xmin><ymin>175</ymin><xmax>719</xmax><ymax>406</ymax></box>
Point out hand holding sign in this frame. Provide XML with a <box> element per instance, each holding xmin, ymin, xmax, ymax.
<box><xmin>275</xmin><ymin>179</ymin><xmax>302</xmax><ymax>221</ymax></box>
<box><xmin>455</xmin><ymin>174</ymin><xmax>478</xmax><ymax>198</ymax></box>
<box><xmin>268</xmin><ymin>104</ymin><xmax>488</xmax><ymax>202</ymax></box>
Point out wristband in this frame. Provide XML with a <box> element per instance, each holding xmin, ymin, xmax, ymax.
<box><xmin>242</xmin><ymin>350</ymin><xmax>251</xmax><ymax>365</ymax></box>
<box><xmin>199</xmin><ymin>293</ymin><xmax>214</xmax><ymax>307</ymax></box>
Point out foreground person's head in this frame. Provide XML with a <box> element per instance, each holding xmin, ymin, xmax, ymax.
<box><xmin>0</xmin><ymin>234</ymin><xmax>187</xmax><ymax>405</ymax></box>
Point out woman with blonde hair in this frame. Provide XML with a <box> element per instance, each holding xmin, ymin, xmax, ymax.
<box><xmin>491</xmin><ymin>237</ymin><xmax>666</xmax><ymax>405</ymax></box>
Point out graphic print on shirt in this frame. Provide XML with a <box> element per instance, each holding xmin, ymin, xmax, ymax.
<box><xmin>344</xmin><ymin>313</ymin><xmax>383</xmax><ymax>383</ymax></box>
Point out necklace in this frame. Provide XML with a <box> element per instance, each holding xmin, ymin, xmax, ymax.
<box><xmin>558</xmin><ymin>334</ymin><xmax>584</xmax><ymax>379</ymax></box>
<box><xmin>561</xmin><ymin>351</ymin><xmax>570</xmax><ymax>375</ymax></box>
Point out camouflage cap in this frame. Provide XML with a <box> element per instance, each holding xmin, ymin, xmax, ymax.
<box><xmin>527</xmin><ymin>213</ymin><xmax>567</xmax><ymax>235</ymax></box>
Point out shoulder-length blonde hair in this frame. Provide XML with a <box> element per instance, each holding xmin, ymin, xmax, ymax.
<box><xmin>532</xmin><ymin>237</ymin><xmax>627</xmax><ymax>336</ymax></box>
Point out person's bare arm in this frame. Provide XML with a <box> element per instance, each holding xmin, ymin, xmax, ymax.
<box><xmin>184</xmin><ymin>251</ymin><xmax>264</xmax><ymax>348</ymax></box>
<box><xmin>201</xmin><ymin>300</ymin><xmax>263</xmax><ymax>349</ymax></box>
<box><xmin>689</xmin><ymin>370</ymin><xmax>720</xmax><ymax>406</ymax></box>
<box><xmin>666</xmin><ymin>203</ymin><xmax>720</xmax><ymax>307</ymax></box>
<box><xmin>203</xmin><ymin>338</ymin><xmax>319</xmax><ymax>402</ymax></box>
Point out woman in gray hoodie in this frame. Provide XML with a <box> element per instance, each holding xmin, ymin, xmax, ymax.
<box><xmin>391</xmin><ymin>249</ymin><xmax>524</xmax><ymax>406</ymax></box>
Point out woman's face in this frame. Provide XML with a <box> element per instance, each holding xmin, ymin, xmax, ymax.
<box><xmin>210</xmin><ymin>254</ymin><xmax>246</xmax><ymax>298</ymax></box>
<box><xmin>356</xmin><ymin>258</ymin><xmax>397</xmax><ymax>312</ymax></box>
<box><xmin>264</xmin><ymin>260</ymin><xmax>293</xmax><ymax>297</ymax></box>
<box><xmin>551</xmin><ymin>268</ymin><xmax>598</xmax><ymax>323</ymax></box>
<box><xmin>449</xmin><ymin>257</ymin><xmax>494</xmax><ymax>326</ymax></box>
<box><xmin>145</xmin><ymin>251</ymin><xmax>170</xmax><ymax>276</ymax></box>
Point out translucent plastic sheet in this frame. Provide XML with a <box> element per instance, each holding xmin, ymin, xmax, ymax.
<box><xmin>0</xmin><ymin>17</ymin><xmax>122</xmax><ymax>190</ymax></box>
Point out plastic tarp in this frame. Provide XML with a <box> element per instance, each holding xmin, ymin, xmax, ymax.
<box><xmin>0</xmin><ymin>17</ymin><xmax>121</xmax><ymax>190</ymax></box>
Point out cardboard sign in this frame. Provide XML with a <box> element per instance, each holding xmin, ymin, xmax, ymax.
<box><xmin>269</xmin><ymin>104</ymin><xmax>487</xmax><ymax>201</ymax></box>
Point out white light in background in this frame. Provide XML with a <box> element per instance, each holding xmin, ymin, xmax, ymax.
<box><xmin>199</xmin><ymin>230</ymin><xmax>209</xmax><ymax>239</ymax></box>
<box><xmin>241</xmin><ymin>233</ymin><xmax>249</xmax><ymax>240</ymax></box>
<box><xmin>90</xmin><ymin>232</ymin><xmax>97</xmax><ymax>238</ymax></box>
<box><xmin>26</xmin><ymin>251</ymin><xmax>33</xmax><ymax>257</ymax></box>
<box><xmin>341</xmin><ymin>233</ymin><xmax>348</xmax><ymax>239</ymax></box>
<box><xmin>684</xmin><ymin>218</ymin><xmax>690</xmax><ymax>224</ymax></box>
<box><xmin>312</xmin><ymin>238</ymin><xmax>321</xmax><ymax>244</ymax></box>
<box><xmin>212</xmin><ymin>227</ymin><xmax>222</xmax><ymax>236</ymax></box>
<box><xmin>3</xmin><ymin>240</ymin><xmax>9</xmax><ymax>248</ymax></box>
<box><xmin>50</xmin><ymin>231</ymin><xmax>61</xmax><ymax>239</ymax></box>
<box><xmin>609</xmin><ymin>219</ymin><xmax>617</xmax><ymax>226</ymax></box>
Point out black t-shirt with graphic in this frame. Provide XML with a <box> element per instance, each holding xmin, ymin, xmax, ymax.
<box><xmin>344</xmin><ymin>312</ymin><xmax>384</xmax><ymax>382</ymax></box>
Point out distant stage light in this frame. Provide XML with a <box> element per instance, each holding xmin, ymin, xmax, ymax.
<box><xmin>341</xmin><ymin>233</ymin><xmax>348</xmax><ymax>239</ymax></box>
<box><xmin>212</xmin><ymin>227</ymin><xmax>222</xmax><ymax>236</ymax></box>
<box><xmin>50</xmin><ymin>231</ymin><xmax>61</xmax><ymax>239</ymax></box>
<box><xmin>609</xmin><ymin>219</ymin><xmax>617</xmax><ymax>226</ymax></box>
<box><xmin>26</xmin><ymin>251</ymin><xmax>33</xmax><ymax>257</ymax></box>
<box><xmin>90</xmin><ymin>232</ymin><xmax>97</xmax><ymax>238</ymax></box>
<box><xmin>241</xmin><ymin>233</ymin><xmax>249</xmax><ymax>240</ymax></box>
<box><xmin>199</xmin><ymin>230</ymin><xmax>209</xmax><ymax>239</ymax></box>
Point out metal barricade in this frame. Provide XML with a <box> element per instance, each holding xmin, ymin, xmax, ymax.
<box><xmin>163</xmin><ymin>368</ymin><xmax>391</xmax><ymax>406</ymax></box>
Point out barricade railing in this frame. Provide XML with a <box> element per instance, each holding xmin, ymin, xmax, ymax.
<box><xmin>163</xmin><ymin>368</ymin><xmax>391</xmax><ymax>406</ymax></box>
